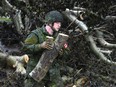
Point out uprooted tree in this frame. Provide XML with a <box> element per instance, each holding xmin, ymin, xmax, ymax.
<box><xmin>0</xmin><ymin>0</ymin><xmax>116</xmax><ymax>87</ymax></box>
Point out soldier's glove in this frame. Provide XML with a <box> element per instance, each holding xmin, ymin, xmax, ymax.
<box><xmin>40</xmin><ymin>41</ymin><xmax>53</xmax><ymax>50</ymax></box>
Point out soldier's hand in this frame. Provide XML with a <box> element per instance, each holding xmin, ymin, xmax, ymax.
<box><xmin>40</xmin><ymin>41</ymin><xmax>53</xmax><ymax>50</ymax></box>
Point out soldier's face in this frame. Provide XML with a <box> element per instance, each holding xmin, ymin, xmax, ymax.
<box><xmin>52</xmin><ymin>22</ymin><xmax>61</xmax><ymax>31</ymax></box>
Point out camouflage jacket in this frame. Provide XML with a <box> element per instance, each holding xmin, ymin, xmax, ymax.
<box><xmin>23</xmin><ymin>25</ymin><xmax>57</xmax><ymax>54</ymax></box>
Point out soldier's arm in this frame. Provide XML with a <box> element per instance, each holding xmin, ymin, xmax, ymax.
<box><xmin>23</xmin><ymin>33</ymin><xmax>42</xmax><ymax>53</ymax></box>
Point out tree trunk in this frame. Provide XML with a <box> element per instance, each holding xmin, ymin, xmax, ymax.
<box><xmin>29</xmin><ymin>33</ymin><xmax>69</xmax><ymax>82</ymax></box>
<box><xmin>0</xmin><ymin>52</ymin><xmax>29</xmax><ymax>74</ymax></box>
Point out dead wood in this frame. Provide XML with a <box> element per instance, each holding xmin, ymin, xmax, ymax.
<box><xmin>85</xmin><ymin>34</ymin><xmax>116</xmax><ymax>66</ymax></box>
<box><xmin>0</xmin><ymin>52</ymin><xmax>29</xmax><ymax>74</ymax></box>
<box><xmin>29</xmin><ymin>33</ymin><xmax>69</xmax><ymax>82</ymax></box>
<box><xmin>96</xmin><ymin>30</ymin><xmax>116</xmax><ymax>48</ymax></box>
<box><xmin>2</xmin><ymin>0</ymin><xmax>24</xmax><ymax>35</ymax></box>
<box><xmin>63</xmin><ymin>9</ymin><xmax>116</xmax><ymax>66</ymax></box>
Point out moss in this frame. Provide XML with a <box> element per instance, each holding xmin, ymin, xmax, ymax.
<box><xmin>0</xmin><ymin>17</ymin><xmax>12</xmax><ymax>23</ymax></box>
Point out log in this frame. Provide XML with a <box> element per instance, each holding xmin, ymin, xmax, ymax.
<box><xmin>62</xmin><ymin>9</ymin><xmax>89</xmax><ymax>33</ymax></box>
<box><xmin>0</xmin><ymin>52</ymin><xmax>29</xmax><ymax>74</ymax></box>
<box><xmin>29</xmin><ymin>33</ymin><xmax>69</xmax><ymax>82</ymax></box>
<box><xmin>2</xmin><ymin>0</ymin><xmax>24</xmax><ymax>35</ymax></box>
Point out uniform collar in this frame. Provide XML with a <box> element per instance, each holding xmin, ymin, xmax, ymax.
<box><xmin>41</xmin><ymin>25</ymin><xmax>51</xmax><ymax>36</ymax></box>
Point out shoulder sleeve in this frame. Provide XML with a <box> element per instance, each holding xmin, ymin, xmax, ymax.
<box><xmin>24</xmin><ymin>30</ymin><xmax>38</xmax><ymax>44</ymax></box>
<box><xmin>23</xmin><ymin>30</ymin><xmax>42</xmax><ymax>53</ymax></box>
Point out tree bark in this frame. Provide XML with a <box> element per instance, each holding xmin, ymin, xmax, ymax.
<box><xmin>29</xmin><ymin>33</ymin><xmax>69</xmax><ymax>82</ymax></box>
<box><xmin>63</xmin><ymin>9</ymin><xmax>116</xmax><ymax>66</ymax></box>
<box><xmin>62</xmin><ymin>9</ymin><xmax>88</xmax><ymax>33</ymax></box>
<box><xmin>96</xmin><ymin>30</ymin><xmax>116</xmax><ymax>48</ymax></box>
<box><xmin>2</xmin><ymin>0</ymin><xmax>24</xmax><ymax>35</ymax></box>
<box><xmin>0</xmin><ymin>52</ymin><xmax>29</xmax><ymax>74</ymax></box>
<box><xmin>85</xmin><ymin>34</ymin><xmax>116</xmax><ymax>66</ymax></box>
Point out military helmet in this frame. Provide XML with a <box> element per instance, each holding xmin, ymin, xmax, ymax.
<box><xmin>45</xmin><ymin>10</ymin><xmax>63</xmax><ymax>24</ymax></box>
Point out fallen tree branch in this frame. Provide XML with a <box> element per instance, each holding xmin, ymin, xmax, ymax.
<box><xmin>99</xmin><ymin>49</ymin><xmax>112</xmax><ymax>55</ymax></box>
<box><xmin>2</xmin><ymin>0</ymin><xmax>14</xmax><ymax>12</ymax></box>
<box><xmin>2</xmin><ymin>0</ymin><xmax>24</xmax><ymax>35</ymax></box>
<box><xmin>0</xmin><ymin>52</ymin><xmax>29</xmax><ymax>74</ymax></box>
<box><xmin>96</xmin><ymin>30</ymin><xmax>116</xmax><ymax>48</ymax></box>
<box><xmin>63</xmin><ymin>9</ymin><xmax>116</xmax><ymax>66</ymax></box>
<box><xmin>62</xmin><ymin>9</ymin><xmax>89</xmax><ymax>33</ymax></box>
<box><xmin>24</xmin><ymin>15</ymin><xmax>31</xmax><ymax>35</ymax></box>
<box><xmin>29</xmin><ymin>33</ymin><xmax>69</xmax><ymax>82</ymax></box>
<box><xmin>85</xmin><ymin>34</ymin><xmax>116</xmax><ymax>66</ymax></box>
<box><xmin>105</xmin><ymin>16</ymin><xmax>116</xmax><ymax>21</ymax></box>
<box><xmin>12</xmin><ymin>10</ymin><xmax>24</xmax><ymax>35</ymax></box>
<box><xmin>108</xmin><ymin>5</ymin><xmax>116</xmax><ymax>10</ymax></box>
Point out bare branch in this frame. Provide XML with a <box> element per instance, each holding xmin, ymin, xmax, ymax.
<box><xmin>2</xmin><ymin>0</ymin><xmax>14</xmax><ymax>12</ymax></box>
<box><xmin>99</xmin><ymin>49</ymin><xmax>112</xmax><ymax>55</ymax></box>
<box><xmin>85</xmin><ymin>34</ymin><xmax>116</xmax><ymax>66</ymax></box>
<box><xmin>63</xmin><ymin>9</ymin><xmax>116</xmax><ymax>66</ymax></box>
<box><xmin>105</xmin><ymin>16</ymin><xmax>116</xmax><ymax>21</ymax></box>
<box><xmin>2</xmin><ymin>0</ymin><xmax>24</xmax><ymax>35</ymax></box>
<box><xmin>24</xmin><ymin>15</ymin><xmax>31</xmax><ymax>35</ymax></box>
<box><xmin>62</xmin><ymin>9</ymin><xmax>88</xmax><ymax>33</ymax></box>
<box><xmin>12</xmin><ymin>10</ymin><xmax>24</xmax><ymax>34</ymax></box>
<box><xmin>96</xmin><ymin>30</ymin><xmax>116</xmax><ymax>48</ymax></box>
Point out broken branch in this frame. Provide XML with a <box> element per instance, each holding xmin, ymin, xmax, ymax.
<box><xmin>0</xmin><ymin>52</ymin><xmax>29</xmax><ymax>74</ymax></box>
<box><xmin>2</xmin><ymin>0</ymin><xmax>24</xmax><ymax>35</ymax></box>
<box><xmin>63</xmin><ymin>9</ymin><xmax>116</xmax><ymax>66</ymax></box>
<box><xmin>96</xmin><ymin>30</ymin><xmax>116</xmax><ymax>48</ymax></box>
<box><xmin>85</xmin><ymin>34</ymin><xmax>116</xmax><ymax>66</ymax></box>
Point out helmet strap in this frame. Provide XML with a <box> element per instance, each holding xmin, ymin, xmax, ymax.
<box><xmin>48</xmin><ymin>23</ymin><xmax>55</xmax><ymax>31</ymax></box>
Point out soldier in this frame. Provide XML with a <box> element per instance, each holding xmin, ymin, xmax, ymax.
<box><xmin>23</xmin><ymin>10</ymin><xmax>65</xmax><ymax>87</ymax></box>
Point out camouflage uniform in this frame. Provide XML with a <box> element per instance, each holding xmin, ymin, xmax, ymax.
<box><xmin>23</xmin><ymin>11</ymin><xmax>64</xmax><ymax>87</ymax></box>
